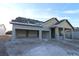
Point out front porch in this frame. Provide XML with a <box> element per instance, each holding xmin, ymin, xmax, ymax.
<box><xmin>51</xmin><ymin>27</ymin><xmax>73</xmax><ymax>40</ymax></box>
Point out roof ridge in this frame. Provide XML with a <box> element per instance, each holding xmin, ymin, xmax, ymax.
<box><xmin>44</xmin><ymin>17</ymin><xmax>59</xmax><ymax>23</ymax></box>
<box><xmin>55</xmin><ymin>19</ymin><xmax>65</xmax><ymax>25</ymax></box>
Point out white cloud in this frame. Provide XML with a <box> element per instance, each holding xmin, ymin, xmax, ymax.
<box><xmin>0</xmin><ymin>7</ymin><xmax>23</xmax><ymax>31</ymax></box>
<box><xmin>0</xmin><ymin>6</ymin><xmax>70</xmax><ymax>31</ymax></box>
<box><xmin>22</xmin><ymin>8</ymin><xmax>58</xmax><ymax>21</ymax></box>
<box><xmin>58</xmin><ymin>16</ymin><xmax>70</xmax><ymax>20</ymax></box>
<box><xmin>63</xmin><ymin>9</ymin><xmax>79</xmax><ymax>14</ymax></box>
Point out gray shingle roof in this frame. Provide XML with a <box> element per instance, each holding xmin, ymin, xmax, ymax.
<box><xmin>11</xmin><ymin>17</ymin><xmax>74</xmax><ymax>30</ymax></box>
<box><xmin>12</xmin><ymin>17</ymin><xmax>43</xmax><ymax>24</ymax></box>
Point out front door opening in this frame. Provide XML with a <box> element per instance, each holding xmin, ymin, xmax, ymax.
<box><xmin>51</xmin><ymin>28</ymin><xmax>55</xmax><ymax>38</ymax></box>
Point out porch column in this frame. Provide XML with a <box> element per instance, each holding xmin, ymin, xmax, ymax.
<box><xmin>39</xmin><ymin>30</ymin><xmax>42</xmax><ymax>40</ymax></box>
<box><xmin>12</xmin><ymin>25</ymin><xmax>16</xmax><ymax>39</ymax></box>
<box><xmin>49</xmin><ymin>30</ymin><xmax>51</xmax><ymax>40</ymax></box>
<box><xmin>55</xmin><ymin>27</ymin><xmax>59</xmax><ymax>40</ymax></box>
<box><xmin>63</xmin><ymin>28</ymin><xmax>65</xmax><ymax>39</ymax></box>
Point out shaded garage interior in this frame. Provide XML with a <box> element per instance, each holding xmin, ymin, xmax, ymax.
<box><xmin>15</xmin><ymin>29</ymin><xmax>50</xmax><ymax>39</ymax></box>
<box><xmin>16</xmin><ymin>29</ymin><xmax>39</xmax><ymax>39</ymax></box>
<box><xmin>42</xmin><ymin>31</ymin><xmax>50</xmax><ymax>39</ymax></box>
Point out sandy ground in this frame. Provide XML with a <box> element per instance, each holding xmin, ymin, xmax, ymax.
<box><xmin>0</xmin><ymin>35</ymin><xmax>11</xmax><ymax>56</ymax></box>
<box><xmin>6</xmin><ymin>39</ymin><xmax>79</xmax><ymax>56</ymax></box>
<box><xmin>0</xmin><ymin>42</ymin><xmax>8</xmax><ymax>56</ymax></box>
<box><xmin>23</xmin><ymin>44</ymin><xmax>68</xmax><ymax>56</ymax></box>
<box><xmin>0</xmin><ymin>36</ymin><xmax>79</xmax><ymax>56</ymax></box>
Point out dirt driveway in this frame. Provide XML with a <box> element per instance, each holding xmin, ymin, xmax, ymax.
<box><xmin>0</xmin><ymin>35</ymin><xmax>11</xmax><ymax>56</ymax></box>
<box><xmin>6</xmin><ymin>40</ymin><xmax>79</xmax><ymax>56</ymax></box>
<box><xmin>0</xmin><ymin>37</ymin><xmax>79</xmax><ymax>56</ymax></box>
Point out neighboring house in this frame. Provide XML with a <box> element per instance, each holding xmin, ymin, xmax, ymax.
<box><xmin>0</xmin><ymin>24</ymin><xmax>6</xmax><ymax>35</ymax></box>
<box><xmin>10</xmin><ymin>17</ymin><xmax>74</xmax><ymax>40</ymax></box>
<box><xmin>74</xmin><ymin>27</ymin><xmax>79</xmax><ymax>31</ymax></box>
<box><xmin>70</xmin><ymin>27</ymin><xmax>79</xmax><ymax>39</ymax></box>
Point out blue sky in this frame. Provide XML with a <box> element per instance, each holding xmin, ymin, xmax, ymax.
<box><xmin>0</xmin><ymin>3</ymin><xmax>79</xmax><ymax>31</ymax></box>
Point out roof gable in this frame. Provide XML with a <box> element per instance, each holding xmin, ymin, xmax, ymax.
<box><xmin>55</xmin><ymin>19</ymin><xmax>74</xmax><ymax>30</ymax></box>
<box><xmin>43</xmin><ymin>18</ymin><xmax>59</xmax><ymax>27</ymax></box>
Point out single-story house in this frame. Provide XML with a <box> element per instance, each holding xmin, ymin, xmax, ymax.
<box><xmin>0</xmin><ymin>24</ymin><xmax>6</xmax><ymax>35</ymax></box>
<box><xmin>10</xmin><ymin>17</ymin><xmax>74</xmax><ymax>40</ymax></box>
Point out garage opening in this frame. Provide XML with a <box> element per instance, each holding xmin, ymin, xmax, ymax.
<box><xmin>42</xmin><ymin>31</ymin><xmax>50</xmax><ymax>39</ymax></box>
<box><xmin>16</xmin><ymin>29</ymin><xmax>39</xmax><ymax>39</ymax></box>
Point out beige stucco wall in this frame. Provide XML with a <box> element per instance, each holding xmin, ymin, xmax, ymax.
<box><xmin>43</xmin><ymin>19</ymin><xmax>58</xmax><ymax>28</ymax></box>
<box><xmin>14</xmin><ymin>24</ymin><xmax>50</xmax><ymax>31</ymax></box>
